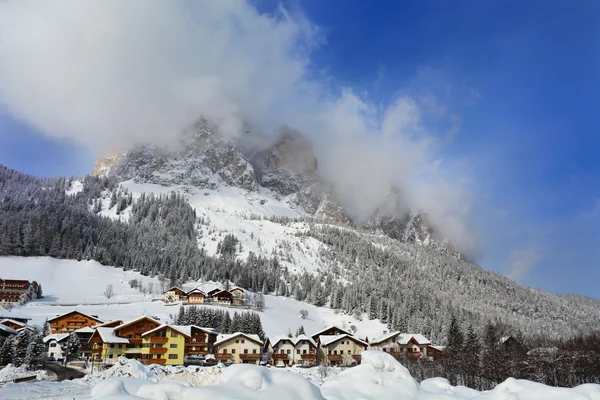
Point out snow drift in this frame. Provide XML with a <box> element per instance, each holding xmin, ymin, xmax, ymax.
<box><xmin>85</xmin><ymin>351</ymin><xmax>600</xmax><ymax>400</ymax></box>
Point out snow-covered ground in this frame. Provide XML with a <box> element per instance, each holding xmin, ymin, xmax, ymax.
<box><xmin>0</xmin><ymin>257</ymin><xmax>387</xmax><ymax>339</ymax></box>
<box><xmin>4</xmin><ymin>352</ymin><xmax>600</xmax><ymax>400</ymax></box>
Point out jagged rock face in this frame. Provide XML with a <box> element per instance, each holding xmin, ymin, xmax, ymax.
<box><xmin>92</xmin><ymin>150</ymin><xmax>124</xmax><ymax>178</ymax></box>
<box><xmin>107</xmin><ymin>122</ymin><xmax>258</xmax><ymax>191</ymax></box>
<box><xmin>250</xmin><ymin>129</ymin><xmax>319</xmax><ymax>196</ymax></box>
<box><xmin>296</xmin><ymin>183</ymin><xmax>349</xmax><ymax>225</ymax></box>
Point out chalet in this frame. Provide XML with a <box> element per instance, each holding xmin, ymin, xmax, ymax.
<box><xmin>49</xmin><ymin>311</ymin><xmax>104</xmax><ymax>334</ymax></box>
<box><xmin>318</xmin><ymin>334</ymin><xmax>368</xmax><ymax>366</ymax></box>
<box><xmin>171</xmin><ymin>325</ymin><xmax>218</xmax><ymax>358</ymax></box>
<box><xmin>0</xmin><ymin>318</ymin><xmax>26</xmax><ymax>330</ymax></box>
<box><xmin>368</xmin><ymin>332</ymin><xmax>432</xmax><ymax>359</ymax></box>
<box><xmin>0</xmin><ymin>315</ymin><xmax>31</xmax><ymax>325</ymax></box>
<box><xmin>186</xmin><ymin>288</ymin><xmax>206</xmax><ymax>304</ymax></box>
<box><xmin>43</xmin><ymin>333</ymin><xmax>69</xmax><ymax>360</ymax></box>
<box><xmin>0</xmin><ymin>279</ymin><xmax>39</xmax><ymax>305</ymax></box>
<box><xmin>211</xmin><ymin>289</ymin><xmax>233</xmax><ymax>305</ymax></box>
<box><xmin>89</xmin><ymin>327</ymin><xmax>130</xmax><ymax>363</ymax></box>
<box><xmin>163</xmin><ymin>287</ymin><xmax>187</xmax><ymax>303</ymax></box>
<box><xmin>88</xmin><ymin>316</ymin><xmax>162</xmax><ymax>364</ymax></box>
<box><xmin>141</xmin><ymin>324</ymin><xmax>189</xmax><ymax>365</ymax></box>
<box><xmin>214</xmin><ymin>332</ymin><xmax>263</xmax><ymax>364</ymax></box>
<box><xmin>427</xmin><ymin>345</ymin><xmax>444</xmax><ymax>359</ymax></box>
<box><xmin>206</xmin><ymin>288</ymin><xmax>222</xmax><ymax>298</ymax></box>
<box><xmin>265</xmin><ymin>334</ymin><xmax>317</xmax><ymax>366</ymax></box>
<box><xmin>230</xmin><ymin>287</ymin><xmax>244</xmax><ymax>306</ymax></box>
<box><xmin>310</xmin><ymin>326</ymin><xmax>353</xmax><ymax>344</ymax></box>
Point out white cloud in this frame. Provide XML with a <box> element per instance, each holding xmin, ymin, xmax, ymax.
<box><xmin>506</xmin><ymin>244</ymin><xmax>542</xmax><ymax>281</ymax></box>
<box><xmin>0</xmin><ymin>0</ymin><xmax>477</xmax><ymax>256</ymax></box>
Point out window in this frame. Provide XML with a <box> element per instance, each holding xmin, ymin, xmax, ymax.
<box><xmin>171</xmin><ymin>332</ymin><xmax>178</xmax><ymax>338</ymax></box>
<box><xmin>50</xmin><ymin>343</ymin><xmax>56</xmax><ymax>347</ymax></box>
<box><xmin>169</xmin><ymin>354</ymin><xmax>178</xmax><ymax>359</ymax></box>
<box><xmin>223</xmin><ymin>349</ymin><xmax>227</xmax><ymax>354</ymax></box>
<box><xmin>287</xmin><ymin>349</ymin><xmax>291</xmax><ymax>355</ymax></box>
<box><xmin>297</xmin><ymin>349</ymin><xmax>300</xmax><ymax>355</ymax></box>
<box><xmin>232</xmin><ymin>349</ymin><xmax>236</xmax><ymax>354</ymax></box>
<box><xmin>170</xmin><ymin>344</ymin><xmax>177</xmax><ymax>348</ymax></box>
<box><xmin>303</xmin><ymin>349</ymin><xmax>307</xmax><ymax>354</ymax></box>
<box><xmin>236</xmin><ymin>340</ymin><xmax>239</xmax><ymax>343</ymax></box>
<box><xmin>244</xmin><ymin>349</ymin><xmax>248</xmax><ymax>354</ymax></box>
<box><xmin>110</xmin><ymin>344</ymin><xmax>114</xmax><ymax>348</ymax></box>
<box><xmin>280</xmin><ymin>349</ymin><xmax>284</xmax><ymax>354</ymax></box>
<box><xmin>348</xmin><ymin>350</ymin><xmax>351</xmax><ymax>355</ymax></box>
<box><xmin>252</xmin><ymin>349</ymin><xmax>257</xmax><ymax>354</ymax></box>
<box><xmin>333</xmin><ymin>350</ymin><xmax>337</xmax><ymax>355</ymax></box>
<box><xmin>109</xmin><ymin>354</ymin><xmax>114</xmax><ymax>358</ymax></box>
<box><xmin>241</xmin><ymin>340</ymin><xmax>245</xmax><ymax>343</ymax></box>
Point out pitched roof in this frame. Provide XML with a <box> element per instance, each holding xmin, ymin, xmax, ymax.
<box><xmin>163</xmin><ymin>286</ymin><xmax>186</xmax><ymax>294</ymax></box>
<box><xmin>311</xmin><ymin>325</ymin><xmax>352</xmax><ymax>338</ymax></box>
<box><xmin>113</xmin><ymin>316</ymin><xmax>161</xmax><ymax>331</ymax></box>
<box><xmin>186</xmin><ymin>288</ymin><xmax>206</xmax><ymax>296</ymax></box>
<box><xmin>369</xmin><ymin>331</ymin><xmax>401</xmax><ymax>345</ymax></box>
<box><xmin>73</xmin><ymin>326</ymin><xmax>95</xmax><ymax>334</ymax></box>
<box><xmin>215</xmin><ymin>332</ymin><xmax>263</xmax><ymax>346</ymax></box>
<box><xmin>43</xmin><ymin>333</ymin><xmax>69</xmax><ymax>343</ymax></box>
<box><xmin>293</xmin><ymin>334</ymin><xmax>317</xmax><ymax>347</ymax></box>
<box><xmin>94</xmin><ymin>319</ymin><xmax>124</xmax><ymax>328</ymax></box>
<box><xmin>318</xmin><ymin>334</ymin><xmax>368</xmax><ymax>347</ymax></box>
<box><xmin>0</xmin><ymin>324</ymin><xmax>17</xmax><ymax>335</ymax></box>
<box><xmin>397</xmin><ymin>334</ymin><xmax>431</xmax><ymax>345</ymax></box>
<box><xmin>95</xmin><ymin>327</ymin><xmax>130</xmax><ymax>344</ymax></box>
<box><xmin>0</xmin><ymin>318</ymin><xmax>26</xmax><ymax>328</ymax></box>
<box><xmin>141</xmin><ymin>324</ymin><xmax>191</xmax><ymax>338</ymax></box>
<box><xmin>267</xmin><ymin>335</ymin><xmax>295</xmax><ymax>348</ymax></box>
<box><xmin>47</xmin><ymin>311</ymin><xmax>103</xmax><ymax>323</ymax></box>
<box><xmin>171</xmin><ymin>325</ymin><xmax>217</xmax><ymax>337</ymax></box>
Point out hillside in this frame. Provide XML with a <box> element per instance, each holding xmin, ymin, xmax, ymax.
<box><xmin>2</xmin><ymin>159</ymin><xmax>600</xmax><ymax>343</ymax></box>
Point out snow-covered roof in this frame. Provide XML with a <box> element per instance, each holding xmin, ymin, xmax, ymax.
<box><xmin>16</xmin><ymin>326</ymin><xmax>36</xmax><ymax>333</ymax></box>
<box><xmin>186</xmin><ymin>288</ymin><xmax>206</xmax><ymax>296</ymax></box>
<box><xmin>230</xmin><ymin>286</ymin><xmax>244</xmax><ymax>292</ymax></box>
<box><xmin>215</xmin><ymin>332</ymin><xmax>263</xmax><ymax>346</ymax></box>
<box><xmin>0</xmin><ymin>324</ymin><xmax>18</xmax><ymax>335</ymax></box>
<box><xmin>48</xmin><ymin>311</ymin><xmax>103</xmax><ymax>323</ymax></box>
<box><xmin>43</xmin><ymin>333</ymin><xmax>69</xmax><ymax>343</ymax></box>
<box><xmin>94</xmin><ymin>319</ymin><xmax>124</xmax><ymax>328</ymax></box>
<box><xmin>171</xmin><ymin>325</ymin><xmax>217</xmax><ymax>337</ymax></box>
<box><xmin>74</xmin><ymin>326</ymin><xmax>95</xmax><ymax>334</ymax></box>
<box><xmin>0</xmin><ymin>318</ymin><xmax>26</xmax><ymax>328</ymax></box>
<box><xmin>318</xmin><ymin>334</ymin><xmax>368</xmax><ymax>347</ymax></box>
<box><xmin>163</xmin><ymin>286</ymin><xmax>185</xmax><ymax>294</ymax></box>
<box><xmin>311</xmin><ymin>325</ymin><xmax>352</xmax><ymax>338</ymax></box>
<box><xmin>141</xmin><ymin>324</ymin><xmax>191</xmax><ymax>338</ymax></box>
<box><xmin>114</xmin><ymin>316</ymin><xmax>161</xmax><ymax>331</ymax></box>
<box><xmin>267</xmin><ymin>335</ymin><xmax>295</xmax><ymax>348</ymax></box>
<box><xmin>369</xmin><ymin>331</ymin><xmax>401</xmax><ymax>345</ymax></box>
<box><xmin>96</xmin><ymin>327</ymin><xmax>130</xmax><ymax>344</ymax></box>
<box><xmin>397</xmin><ymin>334</ymin><xmax>431</xmax><ymax>345</ymax></box>
<box><xmin>428</xmin><ymin>345</ymin><xmax>445</xmax><ymax>352</ymax></box>
<box><xmin>293</xmin><ymin>334</ymin><xmax>317</xmax><ymax>347</ymax></box>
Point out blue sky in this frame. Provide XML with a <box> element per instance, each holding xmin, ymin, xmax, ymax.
<box><xmin>1</xmin><ymin>0</ymin><xmax>599</xmax><ymax>297</ymax></box>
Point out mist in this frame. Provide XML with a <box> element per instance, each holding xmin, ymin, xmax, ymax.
<box><xmin>0</xmin><ymin>0</ymin><xmax>477</xmax><ymax>257</ymax></box>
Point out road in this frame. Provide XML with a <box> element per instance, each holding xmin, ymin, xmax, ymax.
<box><xmin>43</xmin><ymin>361</ymin><xmax>85</xmax><ymax>381</ymax></box>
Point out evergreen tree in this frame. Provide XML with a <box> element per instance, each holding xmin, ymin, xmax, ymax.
<box><xmin>0</xmin><ymin>338</ymin><xmax>15</xmax><ymax>366</ymax></box>
<box><xmin>24</xmin><ymin>332</ymin><xmax>45</xmax><ymax>369</ymax></box>
<box><xmin>42</xmin><ymin>318</ymin><xmax>50</xmax><ymax>337</ymax></box>
<box><xmin>65</xmin><ymin>334</ymin><xmax>81</xmax><ymax>362</ymax></box>
<box><xmin>14</xmin><ymin>330</ymin><xmax>31</xmax><ymax>367</ymax></box>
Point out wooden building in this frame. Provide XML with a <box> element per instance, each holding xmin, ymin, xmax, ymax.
<box><xmin>0</xmin><ymin>279</ymin><xmax>39</xmax><ymax>305</ymax></box>
<box><xmin>163</xmin><ymin>287</ymin><xmax>187</xmax><ymax>303</ymax></box>
<box><xmin>49</xmin><ymin>311</ymin><xmax>104</xmax><ymax>334</ymax></box>
<box><xmin>186</xmin><ymin>289</ymin><xmax>206</xmax><ymax>304</ymax></box>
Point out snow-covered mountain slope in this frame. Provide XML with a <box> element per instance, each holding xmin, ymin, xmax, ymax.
<box><xmin>0</xmin><ymin>257</ymin><xmax>387</xmax><ymax>339</ymax></box>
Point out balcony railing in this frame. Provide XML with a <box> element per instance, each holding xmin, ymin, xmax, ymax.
<box><xmin>92</xmin><ymin>348</ymin><xmax>102</xmax><ymax>354</ymax></box>
<box><xmin>149</xmin><ymin>347</ymin><xmax>167</xmax><ymax>354</ymax></box>
<box><xmin>128</xmin><ymin>338</ymin><xmax>142</xmax><ymax>345</ymax></box>
<box><xmin>150</xmin><ymin>337</ymin><xmax>168</xmax><ymax>343</ymax></box>
<box><xmin>141</xmin><ymin>358</ymin><xmax>166</xmax><ymax>365</ymax></box>
<box><xmin>351</xmin><ymin>355</ymin><xmax>362</xmax><ymax>361</ymax></box>
<box><xmin>300</xmin><ymin>353</ymin><xmax>316</xmax><ymax>359</ymax></box>
<box><xmin>273</xmin><ymin>353</ymin><xmax>288</xmax><ymax>359</ymax></box>
<box><xmin>216</xmin><ymin>354</ymin><xmax>232</xmax><ymax>360</ymax></box>
<box><xmin>239</xmin><ymin>353</ymin><xmax>261</xmax><ymax>360</ymax></box>
<box><xmin>327</xmin><ymin>354</ymin><xmax>342</xmax><ymax>361</ymax></box>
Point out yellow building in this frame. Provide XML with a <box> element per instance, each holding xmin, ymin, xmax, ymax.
<box><xmin>215</xmin><ymin>332</ymin><xmax>263</xmax><ymax>364</ymax></box>
<box><xmin>88</xmin><ymin>327</ymin><xmax>129</xmax><ymax>364</ymax></box>
<box><xmin>140</xmin><ymin>324</ymin><xmax>187</xmax><ymax>365</ymax></box>
<box><xmin>318</xmin><ymin>334</ymin><xmax>368</xmax><ymax>366</ymax></box>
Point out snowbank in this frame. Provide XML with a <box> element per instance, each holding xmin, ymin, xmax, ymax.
<box><xmin>9</xmin><ymin>352</ymin><xmax>600</xmax><ymax>400</ymax></box>
<box><xmin>0</xmin><ymin>364</ymin><xmax>47</xmax><ymax>382</ymax></box>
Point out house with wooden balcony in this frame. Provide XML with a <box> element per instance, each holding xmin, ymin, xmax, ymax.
<box><xmin>140</xmin><ymin>324</ymin><xmax>188</xmax><ymax>365</ymax></box>
<box><xmin>265</xmin><ymin>334</ymin><xmax>317</xmax><ymax>366</ymax></box>
<box><xmin>49</xmin><ymin>311</ymin><xmax>104</xmax><ymax>334</ymax></box>
<box><xmin>368</xmin><ymin>332</ymin><xmax>432</xmax><ymax>359</ymax></box>
<box><xmin>211</xmin><ymin>289</ymin><xmax>233</xmax><ymax>305</ymax></box>
<box><xmin>0</xmin><ymin>318</ymin><xmax>26</xmax><ymax>331</ymax></box>
<box><xmin>172</xmin><ymin>325</ymin><xmax>218</xmax><ymax>357</ymax></box>
<box><xmin>229</xmin><ymin>287</ymin><xmax>244</xmax><ymax>306</ymax></box>
<box><xmin>88</xmin><ymin>327</ymin><xmax>130</xmax><ymax>364</ymax></box>
<box><xmin>214</xmin><ymin>332</ymin><xmax>263</xmax><ymax>364</ymax></box>
<box><xmin>186</xmin><ymin>288</ymin><xmax>206</xmax><ymax>304</ymax></box>
<box><xmin>112</xmin><ymin>316</ymin><xmax>162</xmax><ymax>360</ymax></box>
<box><xmin>318</xmin><ymin>334</ymin><xmax>368</xmax><ymax>366</ymax></box>
<box><xmin>163</xmin><ymin>287</ymin><xmax>187</xmax><ymax>303</ymax></box>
